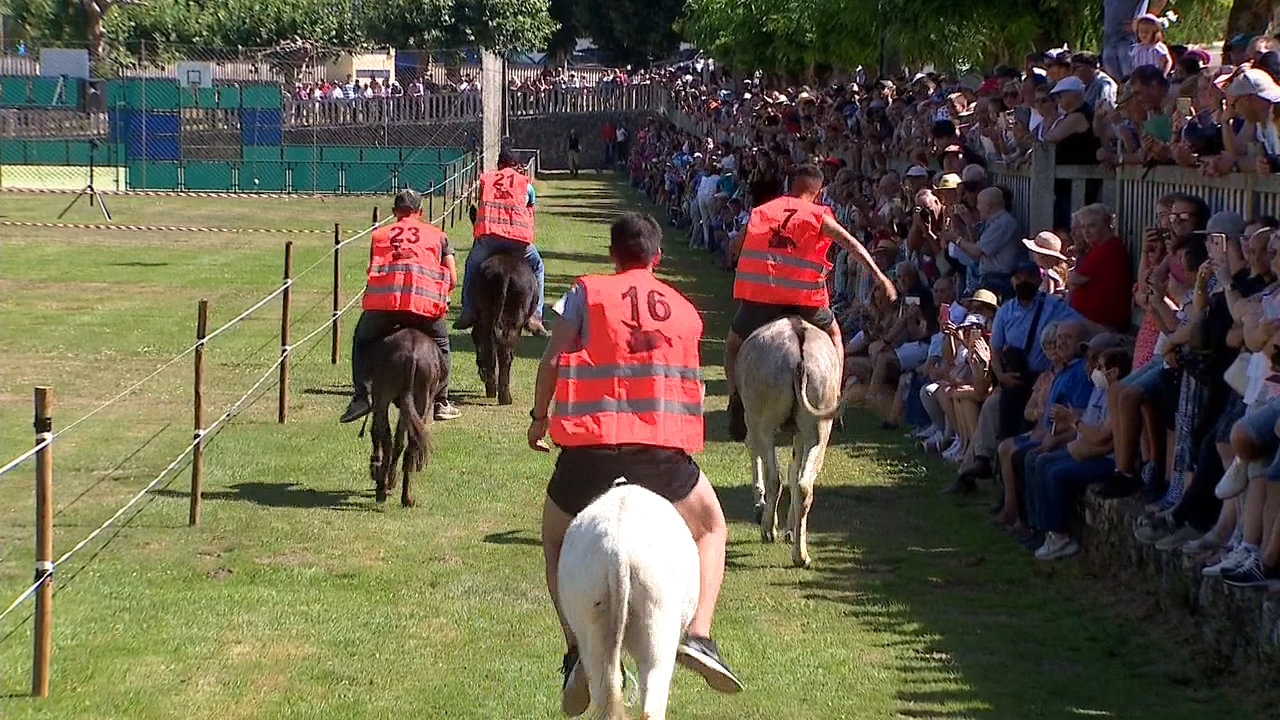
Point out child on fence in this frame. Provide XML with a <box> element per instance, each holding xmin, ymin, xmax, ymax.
<box><xmin>1130</xmin><ymin>14</ymin><xmax>1173</xmax><ymax>78</ymax></box>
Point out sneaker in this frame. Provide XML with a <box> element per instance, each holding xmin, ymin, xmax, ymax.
<box><xmin>1094</xmin><ymin>471</ymin><xmax>1142</xmax><ymax>499</ymax></box>
<box><xmin>339</xmin><ymin>395</ymin><xmax>371</xmax><ymax>424</ymax></box>
<box><xmin>921</xmin><ymin>431</ymin><xmax>946</xmax><ymax>452</ymax></box>
<box><xmin>1035</xmin><ymin>531</ymin><xmax>1080</xmax><ymax>560</ymax></box>
<box><xmin>452</xmin><ymin>309</ymin><xmax>476</xmax><ymax>331</ymax></box>
<box><xmin>942</xmin><ymin>437</ymin><xmax>963</xmax><ymax>462</ymax></box>
<box><xmin>728</xmin><ymin>394</ymin><xmax>747</xmax><ymax>443</ymax></box>
<box><xmin>913</xmin><ymin>424</ymin><xmax>938</xmax><ymax>439</ymax></box>
<box><xmin>1154</xmin><ymin>525</ymin><xmax>1203</xmax><ymax>551</ymax></box>
<box><xmin>1018</xmin><ymin>529</ymin><xmax>1047</xmax><ymax>551</ymax></box>
<box><xmin>433</xmin><ymin>401</ymin><xmax>462</xmax><ymax>421</ymax></box>
<box><xmin>1202</xmin><ymin>544</ymin><xmax>1254</xmax><ymax>578</ymax></box>
<box><xmin>560</xmin><ymin>646</ymin><xmax>590</xmax><ymax>716</ymax></box>
<box><xmin>1221</xmin><ymin>555</ymin><xmax>1280</xmax><ymax>588</ymax></box>
<box><xmin>1134</xmin><ymin>513</ymin><xmax>1174</xmax><ymax>545</ymax></box>
<box><xmin>677</xmin><ymin>635</ymin><xmax>744</xmax><ymax>694</ymax></box>
<box><xmin>1180</xmin><ymin>529</ymin><xmax>1226</xmax><ymax>556</ymax></box>
<box><xmin>526</xmin><ymin>315</ymin><xmax>550</xmax><ymax>337</ymax></box>
<box><xmin>1215</xmin><ymin>458</ymin><xmax>1248</xmax><ymax>500</ymax></box>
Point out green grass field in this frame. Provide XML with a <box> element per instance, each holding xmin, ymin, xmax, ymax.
<box><xmin>0</xmin><ymin>178</ymin><xmax>1259</xmax><ymax>719</ymax></box>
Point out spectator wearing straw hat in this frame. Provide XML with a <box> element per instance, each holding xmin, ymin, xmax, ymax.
<box><xmin>1023</xmin><ymin>231</ymin><xmax>1071</xmax><ymax>296</ymax></box>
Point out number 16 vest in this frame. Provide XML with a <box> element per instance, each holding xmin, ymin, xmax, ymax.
<box><xmin>550</xmin><ymin>269</ymin><xmax>705</xmax><ymax>453</ymax></box>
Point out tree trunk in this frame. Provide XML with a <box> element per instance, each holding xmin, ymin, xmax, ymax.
<box><xmin>82</xmin><ymin>0</ymin><xmax>107</xmax><ymax>62</ymax></box>
<box><xmin>1226</xmin><ymin>0</ymin><xmax>1275</xmax><ymax>39</ymax></box>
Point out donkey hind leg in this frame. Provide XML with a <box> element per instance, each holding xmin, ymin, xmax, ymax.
<box><xmin>631</xmin><ymin>606</ymin><xmax>683</xmax><ymax>720</ymax></box>
<box><xmin>789</xmin><ymin>420</ymin><xmax>830</xmax><ymax>569</ymax></box>
<box><xmin>496</xmin><ymin>342</ymin><xmax>516</xmax><ymax>406</ymax></box>
<box><xmin>400</xmin><ymin>384</ymin><xmax>430</xmax><ymax>509</ymax></box>
<box><xmin>473</xmin><ymin>324</ymin><xmax>497</xmax><ymax>398</ymax></box>
<box><xmin>387</xmin><ymin>403</ymin><xmax>406</xmax><ymax>492</ymax></box>
<box><xmin>747</xmin><ymin>426</ymin><xmax>782</xmax><ymax>543</ymax></box>
<box><xmin>370</xmin><ymin>397</ymin><xmax>394</xmax><ymax>505</ymax></box>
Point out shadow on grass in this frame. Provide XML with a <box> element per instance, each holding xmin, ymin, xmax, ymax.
<box><xmin>483</xmin><ymin>529</ymin><xmax>541</xmax><ymax>547</ymax></box>
<box><xmin>156</xmin><ymin>481</ymin><xmax>370</xmax><ymax>511</ymax></box>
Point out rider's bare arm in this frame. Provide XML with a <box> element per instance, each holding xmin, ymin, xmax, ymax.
<box><xmin>821</xmin><ymin>216</ymin><xmax>897</xmax><ymax>302</ymax></box>
<box><xmin>531</xmin><ymin>284</ymin><xmax>586</xmax><ymax>420</ymax></box>
<box><xmin>442</xmin><ymin>255</ymin><xmax>458</xmax><ymax>291</ymax></box>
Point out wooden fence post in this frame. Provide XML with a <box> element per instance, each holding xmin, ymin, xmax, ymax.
<box><xmin>278</xmin><ymin>241</ymin><xmax>294</xmax><ymax>424</ymax></box>
<box><xmin>190</xmin><ymin>300</ymin><xmax>207</xmax><ymax>526</ymax></box>
<box><xmin>32</xmin><ymin>386</ymin><xmax>53</xmax><ymax>697</ymax></box>
<box><xmin>330</xmin><ymin>224</ymin><xmax>341</xmax><ymax>365</ymax></box>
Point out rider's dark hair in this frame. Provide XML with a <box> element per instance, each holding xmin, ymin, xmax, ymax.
<box><xmin>610</xmin><ymin>212</ymin><xmax>663</xmax><ymax>269</ymax></box>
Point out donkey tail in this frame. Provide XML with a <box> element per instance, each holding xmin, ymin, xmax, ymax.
<box><xmin>790</xmin><ymin>317</ymin><xmax>847</xmax><ymax>420</ymax></box>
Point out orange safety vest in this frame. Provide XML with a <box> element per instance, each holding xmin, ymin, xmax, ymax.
<box><xmin>732</xmin><ymin>196</ymin><xmax>833</xmax><ymax>307</ymax></box>
<box><xmin>550</xmin><ymin>269</ymin><xmax>705</xmax><ymax>454</ymax></box>
<box><xmin>473</xmin><ymin>167</ymin><xmax>535</xmax><ymax>244</ymax></box>
<box><xmin>363</xmin><ymin>216</ymin><xmax>451</xmax><ymax>318</ymax></box>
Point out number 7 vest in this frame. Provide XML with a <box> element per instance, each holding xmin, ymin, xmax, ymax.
<box><xmin>473</xmin><ymin>168</ymin><xmax>534</xmax><ymax>244</ymax></box>
<box><xmin>550</xmin><ymin>269</ymin><xmax>705</xmax><ymax>453</ymax></box>
<box><xmin>732</xmin><ymin>196</ymin><xmax>833</xmax><ymax>307</ymax></box>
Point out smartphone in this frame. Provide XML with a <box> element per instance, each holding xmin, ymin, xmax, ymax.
<box><xmin>1209</xmin><ymin>232</ymin><xmax>1228</xmax><ymax>255</ymax></box>
<box><xmin>904</xmin><ymin>296</ymin><xmax>921</xmax><ymax>307</ymax></box>
<box><xmin>1176</xmin><ymin>97</ymin><xmax>1193</xmax><ymax>117</ymax></box>
<box><xmin>938</xmin><ymin>302</ymin><xmax>952</xmax><ymax>325</ymax></box>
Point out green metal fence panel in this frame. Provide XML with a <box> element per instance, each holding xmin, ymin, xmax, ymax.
<box><xmin>362</xmin><ymin>147</ymin><xmax>403</xmax><ymax>164</ymax></box>
<box><xmin>0</xmin><ymin>77</ymin><xmax>29</xmax><ymax>105</ymax></box>
<box><xmin>0</xmin><ymin>140</ymin><xmax>23</xmax><ymax>163</ymax></box>
<box><xmin>399</xmin><ymin>163</ymin><xmax>445</xmax><ymax>194</ymax></box>
<box><xmin>242</xmin><ymin>161</ymin><xmax>286</xmax><ymax>192</ymax></box>
<box><xmin>292</xmin><ymin>162</ymin><xmax>342</xmax><ymax>194</ymax></box>
<box><xmin>184</xmin><ymin>160</ymin><xmax>235</xmax><ymax>191</ymax></box>
<box><xmin>240</xmin><ymin>84</ymin><xmax>282</xmax><ymax>109</ymax></box>
<box><xmin>216</xmin><ymin>85</ymin><xmax>241</xmax><ymax>109</ymax></box>
<box><xmin>124</xmin><ymin>79</ymin><xmax>181</xmax><ymax>110</ymax></box>
<box><xmin>283</xmin><ymin>145</ymin><xmax>317</xmax><ymax>162</ymax></box>
<box><xmin>128</xmin><ymin>161</ymin><xmax>180</xmax><ymax>191</ymax></box>
<box><xmin>345</xmin><ymin>163</ymin><xmax>396</xmax><ymax>194</ymax></box>
<box><xmin>243</xmin><ymin>146</ymin><xmax>283</xmax><ymax>162</ymax></box>
<box><xmin>321</xmin><ymin>146</ymin><xmax>363</xmax><ymax>164</ymax></box>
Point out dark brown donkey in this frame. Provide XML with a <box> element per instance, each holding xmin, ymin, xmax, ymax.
<box><xmin>365</xmin><ymin>327</ymin><xmax>446</xmax><ymax>507</ymax></box>
<box><xmin>471</xmin><ymin>251</ymin><xmax>537</xmax><ymax>405</ymax></box>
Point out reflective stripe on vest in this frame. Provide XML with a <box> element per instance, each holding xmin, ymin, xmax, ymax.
<box><xmin>732</xmin><ymin>197</ymin><xmax>831</xmax><ymax>307</ymax></box>
<box><xmin>559</xmin><ymin>363</ymin><xmax>702</xmax><ymax>381</ymax></box>
<box><xmin>474</xmin><ymin>169</ymin><xmax>534</xmax><ymax>243</ymax></box>
<box><xmin>554</xmin><ymin>396</ymin><xmax>704</xmax><ymax>417</ymax></box>
<box><xmin>362</xmin><ymin>219</ymin><xmax>451</xmax><ymax>317</ymax></box>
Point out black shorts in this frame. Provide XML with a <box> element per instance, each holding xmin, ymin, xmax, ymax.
<box><xmin>546</xmin><ymin>445</ymin><xmax>701</xmax><ymax>516</ymax></box>
<box><xmin>730</xmin><ymin>300</ymin><xmax>835</xmax><ymax>339</ymax></box>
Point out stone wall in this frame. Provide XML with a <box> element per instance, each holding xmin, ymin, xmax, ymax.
<box><xmin>1079</xmin><ymin>491</ymin><xmax>1280</xmax><ymax>683</ymax></box>
<box><xmin>506</xmin><ymin>111</ymin><xmax>656</xmax><ymax>171</ymax></box>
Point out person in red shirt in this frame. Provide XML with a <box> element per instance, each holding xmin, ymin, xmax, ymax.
<box><xmin>1067</xmin><ymin>203</ymin><xmax>1134</xmax><ymax>333</ymax></box>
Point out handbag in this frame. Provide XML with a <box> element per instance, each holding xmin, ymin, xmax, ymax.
<box><xmin>999</xmin><ymin>296</ymin><xmax>1046</xmax><ymax>378</ymax></box>
<box><xmin>1225</xmin><ymin>351</ymin><xmax>1252</xmax><ymax>397</ymax></box>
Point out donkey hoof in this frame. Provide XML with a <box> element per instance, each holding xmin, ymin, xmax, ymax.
<box><xmin>783</xmin><ymin>530</ymin><xmax>794</xmax><ymax>544</ymax></box>
<box><xmin>401</xmin><ymin>498</ymin><xmax>415</xmax><ymax>508</ymax></box>
<box><xmin>793</xmin><ymin>555</ymin><xmax>813</xmax><ymax>569</ymax></box>
<box><xmin>497</xmin><ymin>394</ymin><xmax>513</xmax><ymax>406</ymax></box>
<box><xmin>760</xmin><ymin>528</ymin><xmax>776</xmax><ymax>544</ymax></box>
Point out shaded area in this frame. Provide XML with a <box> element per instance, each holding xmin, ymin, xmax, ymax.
<box><xmin>155</xmin><ymin>481</ymin><xmax>371</xmax><ymax>511</ymax></box>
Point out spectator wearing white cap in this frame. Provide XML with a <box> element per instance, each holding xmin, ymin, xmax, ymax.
<box><xmin>1043</xmin><ymin>75</ymin><xmax>1101</xmax><ymax>165</ymax></box>
<box><xmin>1220</xmin><ymin>68</ymin><xmax>1280</xmax><ymax>176</ymax></box>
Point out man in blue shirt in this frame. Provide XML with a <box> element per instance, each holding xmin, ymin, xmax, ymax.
<box><xmin>992</xmin><ymin>319</ymin><xmax>1093</xmax><ymax>529</ymax></box>
<box><xmin>951</xmin><ymin>262</ymin><xmax>1084</xmax><ymax>491</ymax></box>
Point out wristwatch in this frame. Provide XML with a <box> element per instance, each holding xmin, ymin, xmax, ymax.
<box><xmin>529</xmin><ymin>409</ymin><xmax>546</xmax><ymax>421</ymax></box>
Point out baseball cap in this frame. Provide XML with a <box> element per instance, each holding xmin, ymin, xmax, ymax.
<box><xmin>959</xmin><ymin>313</ymin><xmax>988</xmax><ymax>329</ymax></box>
<box><xmin>936</xmin><ymin>173</ymin><xmax>962</xmax><ymax>190</ymax></box>
<box><xmin>1050</xmin><ymin>76</ymin><xmax>1086</xmax><ymax>94</ymax></box>
<box><xmin>1229</xmin><ymin>68</ymin><xmax>1280</xmax><ymax>103</ymax></box>
<box><xmin>905</xmin><ymin>165</ymin><xmax>930</xmax><ymax>178</ymax></box>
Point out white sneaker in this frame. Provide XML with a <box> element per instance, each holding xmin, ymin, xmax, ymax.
<box><xmin>942</xmin><ymin>438</ymin><xmax>963</xmax><ymax>463</ymax></box>
<box><xmin>1035</xmin><ymin>531</ymin><xmax>1081</xmax><ymax>560</ymax></box>
<box><xmin>913</xmin><ymin>425</ymin><xmax>938</xmax><ymax>439</ymax></box>
<box><xmin>1215</xmin><ymin>458</ymin><xmax>1248</xmax><ymax>500</ymax></box>
<box><xmin>1202</xmin><ymin>544</ymin><xmax>1254</xmax><ymax>578</ymax></box>
<box><xmin>921</xmin><ymin>430</ymin><xmax>945</xmax><ymax>452</ymax></box>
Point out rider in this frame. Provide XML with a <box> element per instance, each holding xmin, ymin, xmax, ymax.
<box><xmin>528</xmin><ymin>212</ymin><xmax>744</xmax><ymax>716</ymax></box>
<box><xmin>339</xmin><ymin>189</ymin><xmax>462</xmax><ymax>424</ymax></box>
<box><xmin>454</xmin><ymin>149</ymin><xmax>549</xmax><ymax>336</ymax></box>
<box><xmin>724</xmin><ymin>162</ymin><xmax>897</xmax><ymax>441</ymax></box>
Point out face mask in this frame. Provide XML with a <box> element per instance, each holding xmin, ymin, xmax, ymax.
<box><xmin>1014</xmin><ymin>281</ymin><xmax>1039</xmax><ymax>301</ymax></box>
<box><xmin>1091</xmin><ymin>368</ymin><xmax>1110</xmax><ymax>390</ymax></box>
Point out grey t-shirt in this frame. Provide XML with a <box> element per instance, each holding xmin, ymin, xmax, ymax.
<box><xmin>557</xmin><ymin>281</ymin><xmax>589</xmax><ymax>352</ymax></box>
<box><xmin>1103</xmin><ymin>0</ymin><xmax>1146</xmax><ymax>39</ymax></box>
<box><xmin>976</xmin><ymin>209</ymin><xmax>1025</xmax><ymax>276</ymax></box>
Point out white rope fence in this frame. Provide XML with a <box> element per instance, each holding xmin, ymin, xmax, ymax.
<box><xmin>0</xmin><ymin>158</ymin><xmax>482</xmax><ymax>487</ymax></box>
<box><xmin>0</xmin><ymin>160</ymin><xmax>485</xmax><ymax>626</ymax></box>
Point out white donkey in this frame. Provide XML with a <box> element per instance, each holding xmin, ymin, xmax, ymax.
<box><xmin>558</xmin><ymin>481</ymin><xmax>700</xmax><ymax>720</ymax></box>
<box><xmin>738</xmin><ymin>316</ymin><xmax>848</xmax><ymax>568</ymax></box>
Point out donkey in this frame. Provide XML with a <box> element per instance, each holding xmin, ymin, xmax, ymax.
<box><xmin>365</xmin><ymin>327</ymin><xmax>446</xmax><ymax>507</ymax></box>
<box><xmin>558</xmin><ymin>481</ymin><xmax>699</xmax><ymax>720</ymax></box>
<box><xmin>737</xmin><ymin>316</ymin><xmax>852</xmax><ymax>568</ymax></box>
<box><xmin>471</xmin><ymin>251</ymin><xmax>537</xmax><ymax>405</ymax></box>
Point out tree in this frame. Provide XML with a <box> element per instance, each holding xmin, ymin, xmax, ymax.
<box><xmin>545</xmin><ymin>0</ymin><xmax>581</xmax><ymax>65</ymax></box>
<box><xmin>359</xmin><ymin>0</ymin><xmax>555</xmax><ymax>52</ymax></box>
<box><xmin>576</xmin><ymin>0</ymin><xmax>684</xmax><ymax>66</ymax></box>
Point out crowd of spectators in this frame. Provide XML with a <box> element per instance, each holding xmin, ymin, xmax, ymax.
<box><xmin>618</xmin><ymin>35</ymin><xmax>1280</xmax><ymax>588</ymax></box>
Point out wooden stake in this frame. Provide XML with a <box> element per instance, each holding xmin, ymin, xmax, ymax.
<box><xmin>330</xmin><ymin>224</ymin><xmax>341</xmax><ymax>365</ymax></box>
<box><xmin>278</xmin><ymin>241</ymin><xmax>293</xmax><ymax>424</ymax></box>
<box><xmin>190</xmin><ymin>300</ymin><xmax>208</xmax><ymax>526</ymax></box>
<box><xmin>32</xmin><ymin>386</ymin><xmax>53</xmax><ymax>698</ymax></box>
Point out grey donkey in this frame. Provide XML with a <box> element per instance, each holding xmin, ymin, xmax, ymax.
<box><xmin>737</xmin><ymin>316</ymin><xmax>852</xmax><ymax>568</ymax></box>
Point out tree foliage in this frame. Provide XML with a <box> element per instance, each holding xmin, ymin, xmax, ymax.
<box><xmin>681</xmin><ymin>0</ymin><xmax>1231</xmax><ymax>76</ymax></box>
<box><xmin>574</xmin><ymin>0</ymin><xmax>685</xmax><ymax>66</ymax></box>
<box><xmin>10</xmin><ymin>0</ymin><xmax>556</xmax><ymax>62</ymax></box>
